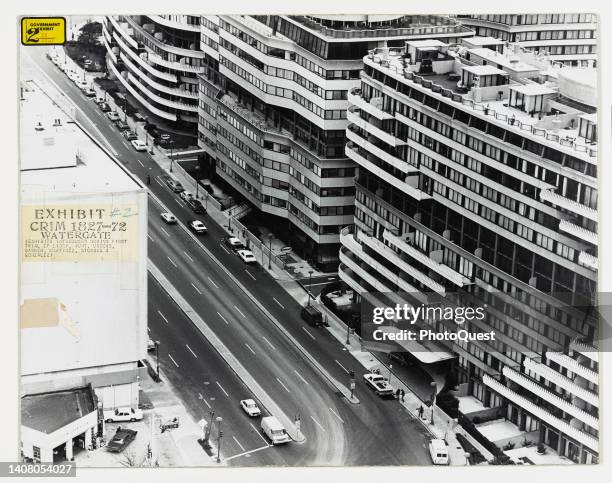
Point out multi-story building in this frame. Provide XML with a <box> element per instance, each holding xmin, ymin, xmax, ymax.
<box><xmin>456</xmin><ymin>14</ymin><xmax>597</xmax><ymax>67</ymax></box>
<box><xmin>340</xmin><ymin>41</ymin><xmax>598</xmax><ymax>462</ymax></box>
<box><xmin>19</xmin><ymin>80</ymin><xmax>148</xmax><ymax>462</ymax></box>
<box><xmin>102</xmin><ymin>15</ymin><xmax>204</xmax><ymax>133</ymax></box>
<box><xmin>198</xmin><ymin>15</ymin><xmax>474</xmax><ymax>269</ymax></box>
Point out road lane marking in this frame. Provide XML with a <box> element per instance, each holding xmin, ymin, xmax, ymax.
<box><xmin>335</xmin><ymin>359</ymin><xmax>349</xmax><ymax>374</ymax></box>
<box><xmin>272</xmin><ymin>297</ymin><xmax>284</xmax><ymax>309</ymax></box>
<box><xmin>232</xmin><ymin>436</ymin><xmax>246</xmax><ymax>452</ymax></box>
<box><xmin>249</xmin><ymin>423</ymin><xmax>270</xmax><ymax>445</ymax></box>
<box><xmin>208</xmin><ymin>277</ymin><xmax>219</xmax><ymax>288</ymax></box>
<box><xmin>167</xmin><ymin>256</ymin><xmax>177</xmax><ymax>268</ymax></box>
<box><xmin>310</xmin><ymin>416</ymin><xmax>326</xmax><ymax>433</ymax></box>
<box><xmin>294</xmin><ymin>370</ymin><xmax>309</xmax><ymax>385</ymax></box>
<box><xmin>147</xmin><ymin>327</ymin><xmax>150</xmax><ymax>333</ymax></box>
<box><xmin>224</xmin><ymin>444</ymin><xmax>270</xmax><ymax>462</ymax></box>
<box><xmin>175</xmin><ymin>199</ymin><xmax>186</xmax><ymax>208</ymax></box>
<box><xmin>234</xmin><ymin>305</ymin><xmax>246</xmax><ymax>318</ymax></box>
<box><xmin>302</xmin><ymin>281</ymin><xmax>329</xmax><ymax>287</ymax></box>
<box><xmin>216</xmin><ymin>381</ymin><xmax>229</xmax><ymax>397</ymax></box>
<box><xmin>329</xmin><ymin>407</ymin><xmax>345</xmax><ymax>424</ymax></box>
<box><xmin>199</xmin><ymin>393</ymin><xmax>212</xmax><ymax>409</ymax></box>
<box><xmin>217</xmin><ymin>312</ymin><xmax>229</xmax><ymax>325</ymax></box>
<box><xmin>147</xmin><ymin>234</ymin><xmax>155</xmax><ymax>242</ymax></box>
<box><xmin>191</xmin><ymin>283</ymin><xmax>202</xmax><ymax>295</ymax></box>
<box><xmin>245</xmin><ymin>270</ymin><xmax>256</xmax><ymax>281</ymax></box>
<box><xmin>157</xmin><ymin>310</ymin><xmax>168</xmax><ymax>324</ymax></box>
<box><xmin>155</xmin><ymin>178</ymin><xmax>164</xmax><ymax>187</ymax></box>
<box><xmin>168</xmin><ymin>354</ymin><xmax>179</xmax><ymax>367</ymax></box>
<box><xmin>275</xmin><ymin>377</ymin><xmax>291</xmax><ymax>393</ymax></box>
<box><xmin>302</xmin><ymin>327</ymin><xmax>316</xmax><ymax>340</ymax></box>
<box><xmin>186</xmin><ymin>344</ymin><xmax>197</xmax><ymax>358</ymax></box>
<box><xmin>160</xmin><ymin>226</ymin><xmax>170</xmax><ymax>237</ymax></box>
<box><xmin>138</xmin><ymin>160</ymin><xmax>144</xmax><ymax>167</ymax></box>
<box><xmin>220</xmin><ymin>244</ymin><xmax>230</xmax><ymax>254</ymax></box>
<box><xmin>245</xmin><ymin>343</ymin><xmax>256</xmax><ymax>355</ymax></box>
<box><xmin>183</xmin><ymin>251</ymin><xmax>194</xmax><ymax>262</ymax></box>
<box><xmin>262</xmin><ymin>337</ymin><xmax>276</xmax><ymax>350</ymax></box>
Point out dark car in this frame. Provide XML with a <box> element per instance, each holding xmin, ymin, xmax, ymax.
<box><xmin>115</xmin><ymin>120</ymin><xmax>130</xmax><ymax>131</ymax></box>
<box><xmin>106</xmin><ymin>428</ymin><xmax>137</xmax><ymax>453</ymax></box>
<box><xmin>123</xmin><ymin>130</ymin><xmax>138</xmax><ymax>141</ymax></box>
<box><xmin>187</xmin><ymin>198</ymin><xmax>206</xmax><ymax>214</ymax></box>
<box><xmin>99</xmin><ymin>102</ymin><xmax>111</xmax><ymax>112</ymax></box>
<box><xmin>301</xmin><ymin>306</ymin><xmax>326</xmax><ymax>327</ymax></box>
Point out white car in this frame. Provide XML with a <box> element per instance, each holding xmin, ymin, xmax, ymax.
<box><xmin>363</xmin><ymin>373</ymin><xmax>395</xmax><ymax>398</ymax></box>
<box><xmin>180</xmin><ymin>191</ymin><xmax>194</xmax><ymax>202</ymax></box>
<box><xmin>147</xmin><ymin>338</ymin><xmax>156</xmax><ymax>351</ymax></box>
<box><xmin>103</xmin><ymin>407</ymin><xmax>143</xmax><ymax>423</ymax></box>
<box><xmin>225</xmin><ymin>236</ymin><xmax>245</xmax><ymax>251</ymax></box>
<box><xmin>131</xmin><ymin>139</ymin><xmax>147</xmax><ymax>151</ymax></box>
<box><xmin>237</xmin><ymin>249</ymin><xmax>256</xmax><ymax>264</ymax></box>
<box><xmin>188</xmin><ymin>220</ymin><xmax>207</xmax><ymax>234</ymax></box>
<box><xmin>107</xmin><ymin>111</ymin><xmax>121</xmax><ymax>122</ymax></box>
<box><xmin>160</xmin><ymin>212</ymin><xmax>177</xmax><ymax>224</ymax></box>
<box><xmin>240</xmin><ymin>399</ymin><xmax>261</xmax><ymax>417</ymax></box>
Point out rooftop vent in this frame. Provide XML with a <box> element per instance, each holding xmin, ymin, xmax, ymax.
<box><xmin>34</xmin><ymin>122</ymin><xmax>44</xmax><ymax>131</ymax></box>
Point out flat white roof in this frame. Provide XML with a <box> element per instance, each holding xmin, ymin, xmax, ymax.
<box><xmin>463</xmin><ymin>36</ymin><xmax>505</xmax><ymax>46</ymax></box>
<box><xmin>20</xmin><ymin>81</ymin><xmax>142</xmax><ymax>199</ymax></box>
<box><xmin>463</xmin><ymin>64</ymin><xmax>507</xmax><ymax>76</ymax></box>
<box><xmin>510</xmin><ymin>83</ymin><xmax>557</xmax><ymax>96</ymax></box>
<box><xmin>407</xmin><ymin>39</ymin><xmax>446</xmax><ymax>49</ymax></box>
<box><xmin>469</xmin><ymin>47</ymin><xmax>538</xmax><ymax>72</ymax></box>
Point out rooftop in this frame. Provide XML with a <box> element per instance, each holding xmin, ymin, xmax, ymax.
<box><xmin>21</xmin><ymin>386</ymin><xmax>96</xmax><ymax>434</ymax></box>
<box><xmin>468</xmin><ymin>47</ymin><xmax>538</xmax><ymax>73</ymax></box>
<box><xmin>20</xmin><ymin>80</ymin><xmax>143</xmax><ymax>199</ymax></box>
<box><xmin>462</xmin><ymin>36</ymin><xmax>505</xmax><ymax>47</ymax></box>
<box><xmin>463</xmin><ymin>64</ymin><xmax>507</xmax><ymax>76</ymax></box>
<box><xmin>510</xmin><ymin>83</ymin><xmax>558</xmax><ymax>96</ymax></box>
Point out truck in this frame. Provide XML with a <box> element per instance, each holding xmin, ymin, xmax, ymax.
<box><xmin>429</xmin><ymin>438</ymin><xmax>450</xmax><ymax>465</ymax></box>
<box><xmin>261</xmin><ymin>416</ymin><xmax>291</xmax><ymax>445</ymax></box>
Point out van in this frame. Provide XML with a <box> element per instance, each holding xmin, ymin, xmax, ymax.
<box><xmin>261</xmin><ymin>416</ymin><xmax>291</xmax><ymax>445</ymax></box>
<box><xmin>428</xmin><ymin>439</ymin><xmax>449</xmax><ymax>465</ymax></box>
<box><xmin>166</xmin><ymin>175</ymin><xmax>184</xmax><ymax>193</ymax></box>
<box><xmin>301</xmin><ymin>305</ymin><xmax>326</xmax><ymax>327</ymax></box>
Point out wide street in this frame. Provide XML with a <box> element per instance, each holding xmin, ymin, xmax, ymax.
<box><xmin>21</xmin><ymin>47</ymin><xmax>434</xmax><ymax>467</ymax></box>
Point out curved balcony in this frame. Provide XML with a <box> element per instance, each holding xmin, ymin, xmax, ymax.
<box><xmin>348</xmin><ymin>87</ymin><xmax>393</xmax><ymax>120</ymax></box>
<box><xmin>347</xmin><ymin>107</ymin><xmax>406</xmax><ymax>147</ymax></box>
<box><xmin>546</xmin><ymin>352</ymin><xmax>598</xmax><ymax>386</ymax></box>
<box><xmin>338</xmin><ymin>263</ymin><xmax>369</xmax><ymax>294</ymax></box>
<box><xmin>108</xmin><ymin>16</ymin><xmax>138</xmax><ymax>49</ymax></box>
<box><xmin>578</xmin><ymin>251</ymin><xmax>598</xmax><ymax>271</ymax></box>
<box><xmin>539</xmin><ymin>189</ymin><xmax>597</xmax><ymax>222</ymax></box>
<box><xmin>346</xmin><ymin>127</ymin><xmax>416</xmax><ymax>174</ymax></box>
<box><xmin>147</xmin><ymin>52</ymin><xmax>205</xmax><ymax>74</ymax></box>
<box><xmin>147</xmin><ymin>15</ymin><xmax>200</xmax><ymax>32</ymax></box>
<box><xmin>127</xmin><ymin>73</ymin><xmax>198</xmax><ymax>113</ymax></box>
<box><xmin>558</xmin><ymin>220</ymin><xmax>597</xmax><ymax>246</ymax></box>
<box><xmin>113</xmin><ymin>31</ymin><xmax>177</xmax><ymax>83</ymax></box>
<box><xmin>122</xmin><ymin>55</ymin><xmax>198</xmax><ymax>100</ymax></box>
<box><xmin>339</xmin><ymin>247</ymin><xmax>392</xmax><ymax>293</ymax></box>
<box><xmin>570</xmin><ymin>338</ymin><xmax>598</xmax><ymax>363</ymax></box>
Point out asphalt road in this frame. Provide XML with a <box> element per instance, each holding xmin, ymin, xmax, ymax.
<box><xmin>22</xmin><ymin>47</ymin><xmax>434</xmax><ymax>467</ymax></box>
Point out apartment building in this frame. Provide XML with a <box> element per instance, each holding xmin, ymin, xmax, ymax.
<box><xmin>457</xmin><ymin>14</ymin><xmax>597</xmax><ymax>67</ymax></box>
<box><xmin>198</xmin><ymin>15</ymin><xmax>474</xmax><ymax>269</ymax></box>
<box><xmin>340</xmin><ymin>41</ymin><xmax>598</xmax><ymax>462</ymax></box>
<box><xmin>102</xmin><ymin>15</ymin><xmax>204</xmax><ymax>133</ymax></box>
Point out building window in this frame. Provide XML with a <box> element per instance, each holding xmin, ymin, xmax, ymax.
<box><xmin>33</xmin><ymin>446</ymin><xmax>40</xmax><ymax>461</ymax></box>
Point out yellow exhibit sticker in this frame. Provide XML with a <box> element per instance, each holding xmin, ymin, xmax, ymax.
<box><xmin>21</xmin><ymin>17</ymin><xmax>66</xmax><ymax>45</ymax></box>
<box><xmin>21</xmin><ymin>204</ymin><xmax>139</xmax><ymax>262</ymax></box>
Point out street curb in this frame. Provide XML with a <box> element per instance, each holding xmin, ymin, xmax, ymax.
<box><xmin>147</xmin><ymin>260</ymin><xmax>306</xmax><ymax>444</ymax></box>
<box><xmin>147</xmin><ymin>188</ymin><xmax>360</xmax><ymax>406</ymax></box>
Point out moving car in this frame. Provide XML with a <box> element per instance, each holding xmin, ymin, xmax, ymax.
<box><xmin>123</xmin><ymin>130</ymin><xmax>138</xmax><ymax>141</ymax></box>
<box><xmin>180</xmin><ymin>191</ymin><xmax>194</xmax><ymax>202</ymax></box>
<box><xmin>103</xmin><ymin>407</ymin><xmax>143</xmax><ymax>423</ymax></box>
<box><xmin>107</xmin><ymin>111</ymin><xmax>121</xmax><ymax>121</ymax></box>
<box><xmin>237</xmin><ymin>249</ymin><xmax>256</xmax><ymax>264</ymax></box>
<box><xmin>261</xmin><ymin>416</ymin><xmax>290</xmax><ymax>445</ymax></box>
<box><xmin>165</xmin><ymin>176</ymin><xmax>184</xmax><ymax>193</ymax></box>
<box><xmin>429</xmin><ymin>439</ymin><xmax>449</xmax><ymax>465</ymax></box>
<box><xmin>188</xmin><ymin>220</ymin><xmax>207</xmax><ymax>234</ymax></box>
<box><xmin>363</xmin><ymin>373</ymin><xmax>395</xmax><ymax>398</ymax></box>
<box><xmin>131</xmin><ymin>139</ymin><xmax>147</xmax><ymax>151</ymax></box>
<box><xmin>225</xmin><ymin>236</ymin><xmax>245</xmax><ymax>252</ymax></box>
<box><xmin>83</xmin><ymin>88</ymin><xmax>96</xmax><ymax>97</ymax></box>
<box><xmin>99</xmin><ymin>102</ymin><xmax>111</xmax><ymax>112</ymax></box>
<box><xmin>160</xmin><ymin>212</ymin><xmax>177</xmax><ymax>224</ymax></box>
<box><xmin>240</xmin><ymin>399</ymin><xmax>261</xmax><ymax>417</ymax></box>
<box><xmin>301</xmin><ymin>306</ymin><xmax>326</xmax><ymax>327</ymax></box>
<box><xmin>106</xmin><ymin>428</ymin><xmax>137</xmax><ymax>453</ymax></box>
<box><xmin>187</xmin><ymin>198</ymin><xmax>206</xmax><ymax>214</ymax></box>
<box><xmin>115</xmin><ymin>120</ymin><xmax>130</xmax><ymax>131</ymax></box>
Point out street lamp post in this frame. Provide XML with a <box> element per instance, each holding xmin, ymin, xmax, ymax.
<box><xmin>169</xmin><ymin>141</ymin><xmax>175</xmax><ymax>172</ymax></box>
<box><xmin>307</xmin><ymin>269</ymin><xmax>314</xmax><ymax>306</ymax></box>
<box><xmin>203</xmin><ymin>410</ymin><xmax>214</xmax><ymax>447</ymax></box>
<box><xmin>154</xmin><ymin>341</ymin><xmax>160</xmax><ymax>382</ymax></box>
<box><xmin>194</xmin><ymin>166</ymin><xmax>200</xmax><ymax>199</ymax></box>
<box><xmin>268</xmin><ymin>234</ymin><xmax>273</xmax><ymax>270</ymax></box>
<box><xmin>216</xmin><ymin>417</ymin><xmax>223</xmax><ymax>463</ymax></box>
<box><xmin>430</xmin><ymin>381</ymin><xmax>437</xmax><ymax>425</ymax></box>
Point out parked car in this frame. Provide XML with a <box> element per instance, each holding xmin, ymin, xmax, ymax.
<box><xmin>131</xmin><ymin>139</ymin><xmax>147</xmax><ymax>151</ymax></box>
<box><xmin>99</xmin><ymin>102</ymin><xmax>111</xmax><ymax>112</ymax></box>
<box><xmin>429</xmin><ymin>439</ymin><xmax>450</xmax><ymax>465</ymax></box>
<box><xmin>225</xmin><ymin>236</ymin><xmax>245</xmax><ymax>252</ymax></box>
<box><xmin>188</xmin><ymin>220</ymin><xmax>207</xmax><ymax>234</ymax></box>
<box><xmin>160</xmin><ymin>212</ymin><xmax>177</xmax><ymax>224</ymax></box>
<box><xmin>301</xmin><ymin>306</ymin><xmax>326</xmax><ymax>327</ymax></box>
<box><xmin>240</xmin><ymin>399</ymin><xmax>261</xmax><ymax>417</ymax></box>
<box><xmin>107</xmin><ymin>111</ymin><xmax>121</xmax><ymax>122</ymax></box>
<box><xmin>180</xmin><ymin>191</ymin><xmax>194</xmax><ymax>202</ymax></box>
<box><xmin>187</xmin><ymin>198</ymin><xmax>206</xmax><ymax>214</ymax></box>
<box><xmin>115</xmin><ymin>120</ymin><xmax>130</xmax><ymax>131</ymax></box>
<box><xmin>83</xmin><ymin>88</ymin><xmax>96</xmax><ymax>97</ymax></box>
<box><xmin>165</xmin><ymin>176</ymin><xmax>184</xmax><ymax>193</ymax></box>
<box><xmin>363</xmin><ymin>373</ymin><xmax>395</xmax><ymax>398</ymax></box>
<box><xmin>123</xmin><ymin>130</ymin><xmax>138</xmax><ymax>141</ymax></box>
<box><xmin>147</xmin><ymin>338</ymin><xmax>156</xmax><ymax>351</ymax></box>
<box><xmin>237</xmin><ymin>249</ymin><xmax>257</xmax><ymax>264</ymax></box>
<box><xmin>106</xmin><ymin>428</ymin><xmax>137</xmax><ymax>453</ymax></box>
<box><xmin>103</xmin><ymin>407</ymin><xmax>143</xmax><ymax>423</ymax></box>
<box><xmin>94</xmin><ymin>97</ymin><xmax>105</xmax><ymax>105</ymax></box>
<box><xmin>260</xmin><ymin>416</ymin><xmax>290</xmax><ymax>445</ymax></box>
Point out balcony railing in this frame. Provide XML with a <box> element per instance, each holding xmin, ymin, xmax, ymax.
<box><xmin>539</xmin><ymin>189</ymin><xmax>598</xmax><ymax>222</ymax></box>
<box><xmin>113</xmin><ymin>31</ymin><xmax>177</xmax><ymax>83</ymax></box>
<box><xmin>121</xmin><ymin>55</ymin><xmax>197</xmax><ymax>99</ymax></box>
<box><xmin>348</xmin><ymin>87</ymin><xmax>393</xmax><ymax>120</ymax></box>
<box><xmin>127</xmin><ymin>73</ymin><xmax>198</xmax><ymax>112</ymax></box>
<box><xmin>147</xmin><ymin>15</ymin><xmax>201</xmax><ymax>32</ymax></box>
<box><xmin>570</xmin><ymin>338</ymin><xmax>599</xmax><ymax>363</ymax></box>
<box><xmin>578</xmin><ymin>251</ymin><xmax>598</xmax><ymax>271</ymax></box>
<box><xmin>558</xmin><ymin>219</ymin><xmax>598</xmax><ymax>245</ymax></box>
<box><xmin>346</xmin><ymin>127</ymin><xmax>416</xmax><ymax>174</ymax></box>
<box><xmin>338</xmin><ymin>262</ymin><xmax>368</xmax><ymax>294</ymax></box>
<box><xmin>339</xmin><ymin>247</ymin><xmax>393</xmax><ymax>294</ymax></box>
<box><xmin>146</xmin><ymin>52</ymin><xmax>205</xmax><ymax>74</ymax></box>
<box><xmin>347</xmin><ymin>107</ymin><xmax>406</xmax><ymax>147</ymax></box>
<box><xmin>483</xmin><ymin>374</ymin><xmax>599</xmax><ymax>452</ymax></box>
<box><xmin>546</xmin><ymin>352</ymin><xmax>598</xmax><ymax>385</ymax></box>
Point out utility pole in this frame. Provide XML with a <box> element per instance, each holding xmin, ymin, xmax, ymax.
<box><xmin>268</xmin><ymin>234</ymin><xmax>273</xmax><ymax>270</ymax></box>
<box><xmin>154</xmin><ymin>340</ymin><xmax>160</xmax><ymax>382</ymax></box>
<box><xmin>216</xmin><ymin>417</ymin><xmax>223</xmax><ymax>463</ymax></box>
<box><xmin>194</xmin><ymin>165</ymin><xmax>200</xmax><ymax>199</ymax></box>
<box><xmin>430</xmin><ymin>381</ymin><xmax>437</xmax><ymax>425</ymax></box>
<box><xmin>349</xmin><ymin>370</ymin><xmax>356</xmax><ymax>400</ymax></box>
<box><xmin>203</xmin><ymin>410</ymin><xmax>214</xmax><ymax>447</ymax></box>
<box><xmin>169</xmin><ymin>140</ymin><xmax>174</xmax><ymax>172</ymax></box>
<box><xmin>308</xmin><ymin>269</ymin><xmax>314</xmax><ymax>306</ymax></box>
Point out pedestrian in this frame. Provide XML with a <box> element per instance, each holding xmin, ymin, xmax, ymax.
<box><xmin>146</xmin><ymin>174</ymin><xmax>151</xmax><ymax>185</ymax></box>
<box><xmin>401</xmin><ymin>389</ymin><xmax>405</xmax><ymax>402</ymax></box>
<box><xmin>418</xmin><ymin>405</ymin><xmax>424</xmax><ymax>418</ymax></box>
<box><xmin>395</xmin><ymin>388</ymin><xmax>401</xmax><ymax>400</ymax></box>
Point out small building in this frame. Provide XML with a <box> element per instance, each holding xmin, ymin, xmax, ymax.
<box><xmin>21</xmin><ymin>386</ymin><xmax>99</xmax><ymax>463</ymax></box>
